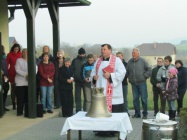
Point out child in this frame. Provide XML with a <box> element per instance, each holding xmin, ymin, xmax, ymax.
<box><xmin>162</xmin><ymin>67</ymin><xmax>178</xmax><ymax>120</ymax></box>
<box><xmin>81</xmin><ymin>54</ymin><xmax>95</xmax><ymax>111</ymax></box>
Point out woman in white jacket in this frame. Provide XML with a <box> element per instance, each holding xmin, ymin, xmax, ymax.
<box><xmin>15</xmin><ymin>48</ymin><xmax>37</xmax><ymax>116</ymax></box>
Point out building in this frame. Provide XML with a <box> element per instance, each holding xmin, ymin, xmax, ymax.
<box><xmin>137</xmin><ymin>43</ymin><xmax>176</xmax><ymax>67</ymax></box>
<box><xmin>9</xmin><ymin>37</ymin><xmax>17</xmax><ymax>49</ymax></box>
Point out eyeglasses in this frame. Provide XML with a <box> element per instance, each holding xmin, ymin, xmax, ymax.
<box><xmin>157</xmin><ymin>61</ymin><xmax>162</xmax><ymax>63</ymax></box>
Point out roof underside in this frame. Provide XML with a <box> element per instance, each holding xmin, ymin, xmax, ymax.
<box><xmin>7</xmin><ymin>0</ymin><xmax>91</xmax><ymax>9</ymax></box>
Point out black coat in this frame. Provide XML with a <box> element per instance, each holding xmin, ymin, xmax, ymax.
<box><xmin>122</xmin><ymin>59</ymin><xmax>128</xmax><ymax>85</ymax></box>
<box><xmin>58</xmin><ymin>65</ymin><xmax>74</xmax><ymax>90</ymax></box>
<box><xmin>177</xmin><ymin>66</ymin><xmax>187</xmax><ymax>93</ymax></box>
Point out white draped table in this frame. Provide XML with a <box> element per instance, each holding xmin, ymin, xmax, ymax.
<box><xmin>60</xmin><ymin>111</ymin><xmax>133</xmax><ymax>140</ymax></box>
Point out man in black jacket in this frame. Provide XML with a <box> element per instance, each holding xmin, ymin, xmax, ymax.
<box><xmin>150</xmin><ymin>58</ymin><xmax>163</xmax><ymax>116</ymax></box>
<box><xmin>72</xmin><ymin>48</ymin><xmax>87</xmax><ymax>112</ymax></box>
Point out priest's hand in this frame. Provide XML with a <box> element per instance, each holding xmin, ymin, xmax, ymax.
<box><xmin>93</xmin><ymin>75</ymin><xmax>98</xmax><ymax>80</ymax></box>
<box><xmin>103</xmin><ymin>72</ymin><xmax>110</xmax><ymax>79</ymax></box>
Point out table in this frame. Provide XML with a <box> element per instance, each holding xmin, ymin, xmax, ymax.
<box><xmin>60</xmin><ymin>111</ymin><xmax>133</xmax><ymax>140</ymax></box>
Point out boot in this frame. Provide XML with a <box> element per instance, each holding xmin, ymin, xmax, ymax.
<box><xmin>13</xmin><ymin>102</ymin><xmax>16</xmax><ymax>110</ymax></box>
<box><xmin>168</xmin><ymin>110</ymin><xmax>172</xmax><ymax>120</ymax></box>
<box><xmin>171</xmin><ymin>110</ymin><xmax>176</xmax><ymax>121</ymax></box>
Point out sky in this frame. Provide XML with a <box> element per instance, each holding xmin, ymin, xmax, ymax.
<box><xmin>9</xmin><ymin>0</ymin><xmax>187</xmax><ymax>48</ymax></box>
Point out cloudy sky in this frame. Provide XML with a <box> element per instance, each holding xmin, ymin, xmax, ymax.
<box><xmin>9</xmin><ymin>0</ymin><xmax>187</xmax><ymax>48</ymax></box>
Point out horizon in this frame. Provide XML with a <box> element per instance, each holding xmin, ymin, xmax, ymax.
<box><xmin>9</xmin><ymin>0</ymin><xmax>187</xmax><ymax>48</ymax></box>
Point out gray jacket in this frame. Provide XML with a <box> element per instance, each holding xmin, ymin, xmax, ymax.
<box><xmin>156</xmin><ymin>64</ymin><xmax>174</xmax><ymax>88</ymax></box>
<box><xmin>126</xmin><ymin>57</ymin><xmax>151</xmax><ymax>84</ymax></box>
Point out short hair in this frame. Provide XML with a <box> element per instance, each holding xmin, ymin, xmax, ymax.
<box><xmin>87</xmin><ymin>54</ymin><xmax>94</xmax><ymax>59</ymax></box>
<box><xmin>43</xmin><ymin>45</ymin><xmax>50</xmax><ymax>52</ymax></box>
<box><xmin>164</xmin><ymin>56</ymin><xmax>172</xmax><ymax>62</ymax></box>
<box><xmin>64</xmin><ymin>57</ymin><xmax>71</xmax><ymax>62</ymax></box>
<box><xmin>41</xmin><ymin>52</ymin><xmax>50</xmax><ymax>58</ymax></box>
<box><xmin>132</xmin><ymin>47</ymin><xmax>140</xmax><ymax>53</ymax></box>
<box><xmin>22</xmin><ymin>48</ymin><xmax>27</xmax><ymax>57</ymax></box>
<box><xmin>116</xmin><ymin>52</ymin><xmax>123</xmax><ymax>56</ymax></box>
<box><xmin>101</xmin><ymin>44</ymin><xmax>112</xmax><ymax>50</ymax></box>
<box><xmin>10</xmin><ymin>43</ymin><xmax>21</xmax><ymax>52</ymax></box>
<box><xmin>175</xmin><ymin>60</ymin><xmax>183</xmax><ymax>66</ymax></box>
<box><xmin>157</xmin><ymin>57</ymin><xmax>163</xmax><ymax>61</ymax></box>
<box><xmin>58</xmin><ymin>49</ymin><xmax>64</xmax><ymax>54</ymax></box>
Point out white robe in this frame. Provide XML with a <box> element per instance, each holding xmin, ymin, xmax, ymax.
<box><xmin>90</xmin><ymin>55</ymin><xmax>126</xmax><ymax>105</ymax></box>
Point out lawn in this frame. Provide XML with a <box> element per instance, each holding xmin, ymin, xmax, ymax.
<box><xmin>76</xmin><ymin>81</ymin><xmax>187</xmax><ymax>111</ymax></box>
<box><xmin>127</xmin><ymin>81</ymin><xmax>187</xmax><ymax>110</ymax></box>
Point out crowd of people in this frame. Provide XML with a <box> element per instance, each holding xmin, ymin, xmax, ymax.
<box><xmin>1</xmin><ymin>43</ymin><xmax>187</xmax><ymax>123</ymax></box>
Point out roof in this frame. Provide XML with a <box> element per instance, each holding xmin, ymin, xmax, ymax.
<box><xmin>9</xmin><ymin>37</ymin><xmax>17</xmax><ymax>44</ymax></box>
<box><xmin>7</xmin><ymin>0</ymin><xmax>91</xmax><ymax>9</ymax></box>
<box><xmin>137</xmin><ymin>43</ymin><xmax>176</xmax><ymax>56</ymax></box>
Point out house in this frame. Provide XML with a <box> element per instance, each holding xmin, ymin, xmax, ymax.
<box><xmin>9</xmin><ymin>37</ymin><xmax>17</xmax><ymax>49</ymax></box>
<box><xmin>137</xmin><ymin>43</ymin><xmax>176</xmax><ymax>67</ymax></box>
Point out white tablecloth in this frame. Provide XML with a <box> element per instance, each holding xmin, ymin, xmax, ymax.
<box><xmin>60</xmin><ymin>111</ymin><xmax>133</xmax><ymax>139</ymax></box>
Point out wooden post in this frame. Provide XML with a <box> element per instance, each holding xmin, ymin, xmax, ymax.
<box><xmin>67</xmin><ymin>129</ymin><xmax>71</xmax><ymax>140</ymax></box>
<box><xmin>0</xmin><ymin>32</ymin><xmax>3</xmax><ymax>117</ymax></box>
<box><xmin>79</xmin><ymin>130</ymin><xmax>82</xmax><ymax>140</ymax></box>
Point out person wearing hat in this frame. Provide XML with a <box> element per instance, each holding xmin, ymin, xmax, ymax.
<box><xmin>71</xmin><ymin>47</ymin><xmax>87</xmax><ymax>112</ymax></box>
<box><xmin>175</xmin><ymin>60</ymin><xmax>187</xmax><ymax>115</ymax></box>
<box><xmin>161</xmin><ymin>67</ymin><xmax>178</xmax><ymax>120</ymax></box>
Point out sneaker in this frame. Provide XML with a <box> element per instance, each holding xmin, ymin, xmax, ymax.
<box><xmin>142</xmin><ymin>115</ymin><xmax>147</xmax><ymax>119</ymax></box>
<box><xmin>132</xmin><ymin>114</ymin><xmax>141</xmax><ymax>118</ymax></box>
<box><xmin>47</xmin><ymin>110</ymin><xmax>53</xmax><ymax>113</ymax></box>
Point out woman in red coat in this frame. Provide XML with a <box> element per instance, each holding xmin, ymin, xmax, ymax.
<box><xmin>6</xmin><ymin>43</ymin><xmax>22</xmax><ymax>109</ymax></box>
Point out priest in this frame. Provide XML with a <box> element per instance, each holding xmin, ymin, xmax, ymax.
<box><xmin>91</xmin><ymin>44</ymin><xmax>126</xmax><ymax>137</ymax></box>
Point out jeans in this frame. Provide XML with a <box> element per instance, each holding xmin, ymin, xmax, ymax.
<box><xmin>75</xmin><ymin>82</ymin><xmax>86</xmax><ymax>112</ymax></box>
<box><xmin>83</xmin><ymin>86</ymin><xmax>93</xmax><ymax>111</ymax></box>
<box><xmin>167</xmin><ymin>100</ymin><xmax>176</xmax><ymax>110</ymax></box>
<box><xmin>122</xmin><ymin>85</ymin><xmax>128</xmax><ymax>113</ymax></box>
<box><xmin>131</xmin><ymin>82</ymin><xmax>148</xmax><ymax>116</ymax></box>
<box><xmin>40</xmin><ymin>86</ymin><xmax>54</xmax><ymax>111</ymax></box>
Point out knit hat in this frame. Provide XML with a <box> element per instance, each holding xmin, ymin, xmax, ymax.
<box><xmin>168</xmin><ymin>67</ymin><xmax>178</xmax><ymax>75</ymax></box>
<box><xmin>78</xmin><ymin>48</ymin><xmax>86</xmax><ymax>55</ymax></box>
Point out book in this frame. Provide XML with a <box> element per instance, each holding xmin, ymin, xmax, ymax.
<box><xmin>102</xmin><ymin>65</ymin><xmax>113</xmax><ymax>73</ymax></box>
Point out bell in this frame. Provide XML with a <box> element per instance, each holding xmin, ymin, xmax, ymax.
<box><xmin>86</xmin><ymin>87</ymin><xmax>112</xmax><ymax>118</ymax></box>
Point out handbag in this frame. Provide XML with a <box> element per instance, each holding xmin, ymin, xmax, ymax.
<box><xmin>37</xmin><ymin>95</ymin><xmax>43</xmax><ymax>117</ymax></box>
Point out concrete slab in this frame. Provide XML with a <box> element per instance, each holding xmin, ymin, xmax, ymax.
<box><xmin>1</xmin><ymin>109</ymin><xmax>158</xmax><ymax>140</ymax></box>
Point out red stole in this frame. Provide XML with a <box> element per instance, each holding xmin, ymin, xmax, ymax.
<box><xmin>96</xmin><ymin>55</ymin><xmax>116</xmax><ymax>112</ymax></box>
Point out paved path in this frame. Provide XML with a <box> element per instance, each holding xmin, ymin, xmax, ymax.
<box><xmin>1</xmin><ymin>108</ymin><xmax>157</xmax><ymax>140</ymax></box>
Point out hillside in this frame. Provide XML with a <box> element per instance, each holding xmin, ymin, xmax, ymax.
<box><xmin>176</xmin><ymin>40</ymin><xmax>187</xmax><ymax>50</ymax></box>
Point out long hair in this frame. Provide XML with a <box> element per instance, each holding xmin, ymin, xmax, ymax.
<box><xmin>10</xmin><ymin>43</ymin><xmax>21</xmax><ymax>52</ymax></box>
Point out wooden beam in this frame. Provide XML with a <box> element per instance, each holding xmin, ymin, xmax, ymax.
<box><xmin>46</xmin><ymin>0</ymin><xmax>58</xmax><ymax>24</ymax></box>
<box><xmin>21</xmin><ymin>0</ymin><xmax>33</xmax><ymax>18</ymax></box>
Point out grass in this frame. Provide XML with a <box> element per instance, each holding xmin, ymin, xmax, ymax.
<box><xmin>76</xmin><ymin>81</ymin><xmax>187</xmax><ymax>111</ymax></box>
<box><xmin>127</xmin><ymin>81</ymin><xmax>187</xmax><ymax>110</ymax></box>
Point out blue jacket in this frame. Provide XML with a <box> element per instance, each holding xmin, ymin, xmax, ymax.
<box><xmin>81</xmin><ymin>61</ymin><xmax>94</xmax><ymax>87</ymax></box>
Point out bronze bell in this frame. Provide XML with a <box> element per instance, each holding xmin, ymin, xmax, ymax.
<box><xmin>86</xmin><ymin>87</ymin><xmax>112</xmax><ymax>118</ymax></box>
